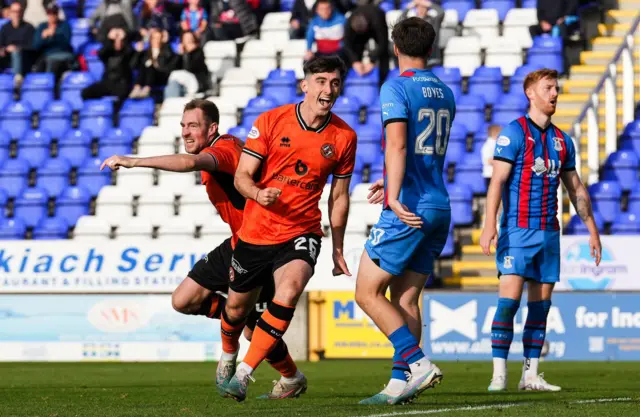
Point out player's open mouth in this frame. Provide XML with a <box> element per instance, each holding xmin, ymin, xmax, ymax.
<box><xmin>550</xmin><ymin>99</ymin><xmax>557</xmax><ymax>105</ymax></box>
<box><xmin>318</xmin><ymin>98</ymin><xmax>331</xmax><ymax>108</ymax></box>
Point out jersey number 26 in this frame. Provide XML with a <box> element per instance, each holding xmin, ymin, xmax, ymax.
<box><xmin>416</xmin><ymin>108</ymin><xmax>451</xmax><ymax>156</ymax></box>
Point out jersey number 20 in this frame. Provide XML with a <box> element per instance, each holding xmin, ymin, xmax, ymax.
<box><xmin>415</xmin><ymin>108</ymin><xmax>451</xmax><ymax>156</ymax></box>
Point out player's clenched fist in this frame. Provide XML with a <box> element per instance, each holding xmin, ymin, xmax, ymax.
<box><xmin>101</xmin><ymin>155</ymin><xmax>136</xmax><ymax>171</ymax></box>
<box><xmin>256</xmin><ymin>187</ymin><xmax>281</xmax><ymax>206</ymax></box>
<box><xmin>479</xmin><ymin>227</ymin><xmax>497</xmax><ymax>256</ymax></box>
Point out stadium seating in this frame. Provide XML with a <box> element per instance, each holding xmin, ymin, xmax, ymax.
<box><xmin>33</xmin><ymin>217</ymin><xmax>69</xmax><ymax>240</ymax></box>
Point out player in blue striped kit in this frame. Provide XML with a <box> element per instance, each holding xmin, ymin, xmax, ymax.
<box><xmin>480</xmin><ymin>68</ymin><xmax>602</xmax><ymax>391</ymax></box>
<box><xmin>354</xmin><ymin>17</ymin><xmax>455</xmax><ymax>405</ymax></box>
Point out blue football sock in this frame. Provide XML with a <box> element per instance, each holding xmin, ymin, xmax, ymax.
<box><xmin>391</xmin><ymin>351</ymin><xmax>410</xmax><ymax>382</ymax></box>
<box><xmin>491</xmin><ymin>298</ymin><xmax>520</xmax><ymax>360</ymax></box>
<box><xmin>523</xmin><ymin>300</ymin><xmax>551</xmax><ymax>359</ymax></box>
<box><xmin>388</xmin><ymin>325</ymin><xmax>425</xmax><ymax>365</ymax></box>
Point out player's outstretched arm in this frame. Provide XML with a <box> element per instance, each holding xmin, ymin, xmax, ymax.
<box><xmin>328</xmin><ymin>176</ymin><xmax>351</xmax><ymax>276</ymax></box>
<box><xmin>100</xmin><ymin>153</ymin><xmax>218</xmax><ymax>173</ymax></box>
<box><xmin>234</xmin><ymin>152</ymin><xmax>280</xmax><ymax>206</ymax></box>
<box><xmin>385</xmin><ymin>121</ymin><xmax>422</xmax><ymax>228</ymax></box>
<box><xmin>480</xmin><ymin>160</ymin><xmax>512</xmax><ymax>255</ymax></box>
<box><xmin>561</xmin><ymin>170</ymin><xmax>602</xmax><ymax>265</ymax></box>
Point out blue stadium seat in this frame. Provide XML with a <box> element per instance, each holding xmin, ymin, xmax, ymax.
<box><xmin>0</xmin><ymin>129</ymin><xmax>9</xmax><ymax>166</ymax></box>
<box><xmin>492</xmin><ymin>93</ymin><xmax>529</xmax><ymax>126</ymax></box>
<box><xmin>482</xmin><ymin>0</ymin><xmax>514</xmax><ymax>21</ymax></box>
<box><xmin>357</xmin><ymin>142</ymin><xmax>380</xmax><ymax>167</ymax></box>
<box><xmin>442</xmin><ymin>0</ymin><xmax>473</xmax><ymax>20</ymax></box>
<box><xmin>509</xmin><ymin>64</ymin><xmax>543</xmax><ymax>92</ymax></box>
<box><xmin>440</xmin><ymin>223</ymin><xmax>455</xmax><ymax>258</ymax></box>
<box><xmin>445</xmin><ymin>140</ymin><xmax>467</xmax><ymax>166</ymax></box>
<box><xmin>627</xmin><ymin>183</ymin><xmax>640</xmax><ymax>214</ymax></box>
<box><xmin>60</xmin><ymin>0</ymin><xmax>78</xmax><ymax>20</ymax></box>
<box><xmin>227</xmin><ymin>125</ymin><xmax>249</xmax><ymax>139</ymax></box>
<box><xmin>386</xmin><ymin>68</ymin><xmax>400</xmax><ymax>81</ymax></box>
<box><xmin>356</xmin><ymin>123</ymin><xmax>382</xmax><ymax>145</ymax></box>
<box><xmin>59</xmin><ymin>129</ymin><xmax>92</xmax><ymax>167</ymax></box>
<box><xmin>589</xmin><ymin>181</ymin><xmax>622</xmax><ymax>223</ymax></box>
<box><xmin>39</xmin><ymin>100</ymin><xmax>73</xmax><ymax>138</ymax></box>
<box><xmin>21</xmin><ymin>73</ymin><xmax>55</xmax><ymax>112</ymax></box>
<box><xmin>77</xmin><ymin>157</ymin><xmax>111</xmax><ymax>196</ymax></box>
<box><xmin>621</xmin><ymin>134</ymin><xmax>640</xmax><ymax>155</ymax></box>
<box><xmin>611</xmin><ymin>212</ymin><xmax>640</xmax><ymax>235</ymax></box>
<box><xmin>602</xmin><ymin>150</ymin><xmax>639</xmax><ymax>192</ymax></box>
<box><xmin>37</xmin><ymin>157</ymin><xmax>72</xmax><ymax>198</ymax></box>
<box><xmin>98</xmin><ymin>127</ymin><xmax>135</xmax><ymax>159</ymax></box>
<box><xmin>344</xmin><ymin>67</ymin><xmax>379</xmax><ymax>108</ymax></box>
<box><xmin>119</xmin><ymin>98</ymin><xmax>155</xmax><ymax>137</ymax></box>
<box><xmin>366</xmin><ymin>95</ymin><xmax>381</xmax><ymax>121</ymax></box>
<box><xmin>280</xmin><ymin>0</ymin><xmax>294</xmax><ymax>10</ymax></box>
<box><xmin>332</xmin><ymin>95</ymin><xmax>361</xmax><ymax>128</ymax></box>
<box><xmin>71</xmin><ymin>18</ymin><xmax>91</xmax><ymax>51</ymax></box>
<box><xmin>448</xmin><ymin>183</ymin><xmax>474</xmax><ymax>225</ymax></box>
<box><xmin>564</xmin><ymin>212</ymin><xmax>604</xmax><ymax>235</ymax></box>
<box><xmin>1</xmin><ymin>101</ymin><xmax>32</xmax><ymax>139</ymax></box>
<box><xmin>622</xmin><ymin>119</ymin><xmax>640</xmax><ymax>139</ymax></box>
<box><xmin>522</xmin><ymin>0</ymin><xmax>537</xmax><ymax>7</ymax></box>
<box><xmin>455</xmin><ymin>95</ymin><xmax>485</xmax><ymax>134</ymax></box>
<box><xmin>349</xmin><ymin>172</ymin><xmax>362</xmax><ymax>193</ymax></box>
<box><xmin>19</xmin><ymin>129</ymin><xmax>52</xmax><ymax>168</ymax></box>
<box><xmin>83</xmin><ymin>43</ymin><xmax>105</xmax><ymax>81</ymax></box>
<box><xmin>262</xmin><ymin>69</ymin><xmax>297</xmax><ymax>105</ymax></box>
<box><xmin>0</xmin><ymin>74</ymin><xmax>13</xmax><ymax>110</ymax></box>
<box><xmin>379</xmin><ymin>0</ymin><xmax>394</xmax><ymax>12</ymax></box>
<box><xmin>432</xmin><ymin>66</ymin><xmax>462</xmax><ymax>99</ymax></box>
<box><xmin>56</xmin><ymin>185</ymin><xmax>91</xmax><ymax>226</ymax></box>
<box><xmin>0</xmin><ymin>158</ymin><xmax>29</xmax><ymax>197</ymax></box>
<box><xmin>0</xmin><ymin>188</ymin><xmax>6</xmax><ymax>215</ymax></box>
<box><xmin>528</xmin><ymin>36</ymin><xmax>564</xmax><ymax>74</ymax></box>
<box><xmin>449</xmin><ymin>123</ymin><xmax>468</xmax><ymax>144</ymax></box>
<box><xmin>468</xmin><ymin>67</ymin><xmax>503</xmax><ymax>106</ymax></box>
<box><xmin>80</xmin><ymin>99</ymin><xmax>114</xmax><ymax>138</ymax></box>
<box><xmin>61</xmin><ymin>72</ymin><xmax>95</xmax><ymax>111</ymax></box>
<box><xmin>14</xmin><ymin>187</ymin><xmax>49</xmax><ymax>228</ymax></box>
<box><xmin>33</xmin><ymin>216</ymin><xmax>68</xmax><ymax>239</ymax></box>
<box><xmin>242</xmin><ymin>96</ymin><xmax>278</xmax><ymax>128</ymax></box>
<box><xmin>0</xmin><ymin>218</ymin><xmax>26</xmax><ymax>239</ymax></box>
<box><xmin>455</xmin><ymin>154</ymin><xmax>486</xmax><ymax>194</ymax></box>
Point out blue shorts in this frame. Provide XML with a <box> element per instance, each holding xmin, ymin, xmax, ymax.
<box><xmin>496</xmin><ymin>227</ymin><xmax>560</xmax><ymax>283</ymax></box>
<box><xmin>364</xmin><ymin>208</ymin><xmax>451</xmax><ymax>276</ymax></box>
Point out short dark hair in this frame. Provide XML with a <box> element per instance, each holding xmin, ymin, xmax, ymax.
<box><xmin>303</xmin><ymin>55</ymin><xmax>347</xmax><ymax>80</ymax></box>
<box><xmin>391</xmin><ymin>17</ymin><xmax>436</xmax><ymax>59</ymax></box>
<box><xmin>183</xmin><ymin>99</ymin><xmax>220</xmax><ymax>125</ymax></box>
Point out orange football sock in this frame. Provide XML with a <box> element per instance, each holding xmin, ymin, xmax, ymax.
<box><xmin>266</xmin><ymin>339</ymin><xmax>298</xmax><ymax>378</ymax></box>
<box><xmin>220</xmin><ymin>309</ymin><xmax>246</xmax><ymax>354</ymax></box>
<box><xmin>243</xmin><ymin>301</ymin><xmax>295</xmax><ymax>370</ymax></box>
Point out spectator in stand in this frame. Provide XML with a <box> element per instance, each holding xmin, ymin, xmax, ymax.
<box><xmin>304</xmin><ymin>0</ymin><xmax>345</xmax><ymax>61</ymax></box>
<box><xmin>89</xmin><ymin>0</ymin><xmax>136</xmax><ymax>43</ymax></box>
<box><xmin>530</xmin><ymin>0</ymin><xmax>578</xmax><ymax>38</ymax></box>
<box><xmin>481</xmin><ymin>124</ymin><xmax>501</xmax><ymax>186</ymax></box>
<box><xmin>32</xmin><ymin>3</ymin><xmax>75</xmax><ymax>80</ymax></box>
<box><xmin>81</xmin><ymin>27</ymin><xmax>134</xmax><ymax>101</ymax></box>
<box><xmin>130</xmin><ymin>26</ymin><xmax>177</xmax><ymax>98</ymax></box>
<box><xmin>138</xmin><ymin>0</ymin><xmax>174</xmax><ymax>39</ymax></box>
<box><xmin>399</xmin><ymin>0</ymin><xmax>444</xmax><ymax>65</ymax></box>
<box><xmin>343</xmin><ymin>3</ymin><xmax>388</xmax><ymax>85</ymax></box>
<box><xmin>180</xmin><ymin>0</ymin><xmax>208</xmax><ymax>41</ymax></box>
<box><xmin>164</xmin><ymin>30</ymin><xmax>210</xmax><ymax>98</ymax></box>
<box><xmin>289</xmin><ymin>0</ymin><xmax>314</xmax><ymax>40</ymax></box>
<box><xmin>0</xmin><ymin>1</ymin><xmax>34</xmax><ymax>87</ymax></box>
<box><xmin>209</xmin><ymin>0</ymin><xmax>258</xmax><ymax>42</ymax></box>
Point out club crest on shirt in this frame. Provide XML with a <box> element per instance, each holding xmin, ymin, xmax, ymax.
<box><xmin>552</xmin><ymin>137</ymin><xmax>563</xmax><ymax>151</ymax></box>
<box><xmin>320</xmin><ymin>143</ymin><xmax>336</xmax><ymax>159</ymax></box>
<box><xmin>503</xmin><ymin>256</ymin><xmax>514</xmax><ymax>269</ymax></box>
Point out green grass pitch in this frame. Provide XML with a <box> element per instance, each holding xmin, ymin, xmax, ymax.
<box><xmin>1</xmin><ymin>361</ymin><xmax>639</xmax><ymax>417</ymax></box>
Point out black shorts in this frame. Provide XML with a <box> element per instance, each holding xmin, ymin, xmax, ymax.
<box><xmin>188</xmin><ymin>238</ymin><xmax>274</xmax><ymax>328</ymax></box>
<box><xmin>229</xmin><ymin>233</ymin><xmax>322</xmax><ymax>293</ymax></box>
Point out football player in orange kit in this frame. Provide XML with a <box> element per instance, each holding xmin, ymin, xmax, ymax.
<box><xmin>101</xmin><ymin>99</ymin><xmax>303</xmax><ymax>399</ymax></box>
<box><xmin>218</xmin><ymin>56</ymin><xmax>358</xmax><ymax>402</ymax></box>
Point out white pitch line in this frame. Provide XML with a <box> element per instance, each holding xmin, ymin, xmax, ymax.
<box><xmin>351</xmin><ymin>397</ymin><xmax>636</xmax><ymax>417</ymax></box>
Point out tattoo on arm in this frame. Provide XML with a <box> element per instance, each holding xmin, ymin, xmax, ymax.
<box><xmin>576</xmin><ymin>193</ymin><xmax>592</xmax><ymax>222</ymax></box>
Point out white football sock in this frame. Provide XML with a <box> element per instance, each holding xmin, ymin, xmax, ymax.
<box><xmin>523</xmin><ymin>358</ymin><xmax>539</xmax><ymax>378</ymax></box>
<box><xmin>220</xmin><ymin>350</ymin><xmax>238</xmax><ymax>362</ymax></box>
<box><xmin>493</xmin><ymin>357</ymin><xmax>507</xmax><ymax>377</ymax></box>
<box><xmin>409</xmin><ymin>358</ymin><xmax>432</xmax><ymax>374</ymax></box>
<box><xmin>237</xmin><ymin>362</ymin><xmax>254</xmax><ymax>376</ymax></box>
<box><xmin>384</xmin><ymin>378</ymin><xmax>408</xmax><ymax>396</ymax></box>
<box><xmin>282</xmin><ymin>370</ymin><xmax>303</xmax><ymax>384</ymax></box>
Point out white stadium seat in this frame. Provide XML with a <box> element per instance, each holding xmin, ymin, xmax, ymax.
<box><xmin>137</xmin><ymin>188</ymin><xmax>176</xmax><ymax>219</ymax></box>
<box><xmin>138</xmin><ymin>126</ymin><xmax>175</xmax><ymax>146</ymax></box>
<box><xmin>260</xmin><ymin>12</ymin><xmax>291</xmax><ymax>51</ymax></box>
<box><xmin>439</xmin><ymin>9</ymin><xmax>459</xmax><ymax>49</ymax></box>
<box><xmin>241</xmin><ymin>40</ymin><xmax>278</xmax><ymax>80</ymax></box>
<box><xmin>280</xmin><ymin>40</ymin><xmax>307</xmax><ymax>79</ymax></box>
<box><xmin>114</xmin><ymin>165</ymin><xmax>155</xmax><ymax>196</ymax></box>
<box><xmin>444</xmin><ymin>36</ymin><xmax>481</xmax><ymax>77</ymax></box>
<box><xmin>137</xmin><ymin>143</ymin><xmax>177</xmax><ymax>156</ymax></box>
<box><xmin>95</xmin><ymin>186</ymin><xmax>133</xmax><ymax>224</ymax></box>
<box><xmin>157</xmin><ymin>170</ymin><xmax>199</xmax><ymax>194</ymax></box>
<box><xmin>350</xmin><ymin>183</ymin><xmax>382</xmax><ymax>227</ymax></box>
<box><xmin>74</xmin><ymin>215</ymin><xmax>111</xmax><ymax>240</ymax></box>
<box><xmin>116</xmin><ymin>216</ymin><xmax>154</xmax><ymax>238</ymax></box>
<box><xmin>345</xmin><ymin>214</ymin><xmax>369</xmax><ymax>235</ymax></box>
<box><xmin>204</xmin><ymin>40</ymin><xmax>237</xmax><ymax>78</ymax></box>
<box><xmin>462</xmin><ymin>9</ymin><xmax>500</xmax><ymax>48</ymax></box>
<box><xmin>200</xmin><ymin>215</ymin><xmax>232</xmax><ymax>236</ymax></box>
<box><xmin>485</xmin><ymin>37</ymin><xmax>524</xmax><ymax>76</ymax></box>
<box><xmin>319</xmin><ymin>184</ymin><xmax>331</xmax><ymax>230</ymax></box>
<box><xmin>179</xmin><ymin>185</ymin><xmax>217</xmax><ymax>222</ymax></box>
<box><xmin>158</xmin><ymin>97</ymin><xmax>191</xmax><ymax>138</ymax></box>
<box><xmin>503</xmin><ymin>8</ymin><xmax>538</xmax><ymax>49</ymax></box>
<box><xmin>209</xmin><ymin>96</ymin><xmax>239</xmax><ymax>132</ymax></box>
<box><xmin>156</xmin><ymin>215</ymin><xmax>197</xmax><ymax>239</ymax></box>
<box><xmin>219</xmin><ymin>68</ymin><xmax>259</xmax><ymax>108</ymax></box>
